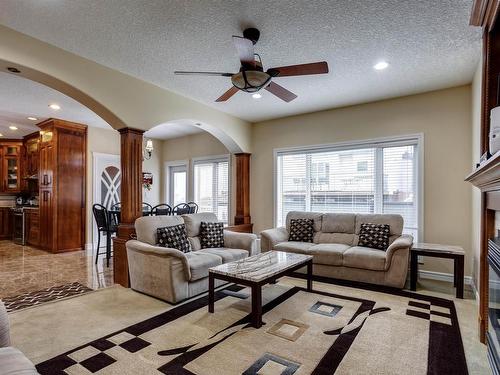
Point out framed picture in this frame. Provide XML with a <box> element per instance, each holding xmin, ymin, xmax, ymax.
<box><xmin>142</xmin><ymin>172</ymin><xmax>153</xmax><ymax>190</ymax></box>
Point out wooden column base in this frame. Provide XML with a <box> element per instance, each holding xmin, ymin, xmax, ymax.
<box><xmin>113</xmin><ymin>223</ymin><xmax>136</xmax><ymax>287</ymax></box>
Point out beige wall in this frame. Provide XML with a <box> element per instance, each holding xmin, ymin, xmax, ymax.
<box><xmin>471</xmin><ymin>60</ymin><xmax>483</xmax><ymax>292</ymax></box>
<box><xmin>161</xmin><ymin>132</ymin><xmax>235</xmax><ymax>223</ymax></box>
<box><xmin>251</xmin><ymin>85</ymin><xmax>473</xmax><ymax>277</ymax></box>
<box><xmin>85</xmin><ymin>127</ymin><xmax>162</xmax><ymax>246</ymax></box>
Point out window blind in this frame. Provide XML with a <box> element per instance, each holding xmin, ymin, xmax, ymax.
<box><xmin>276</xmin><ymin>139</ymin><xmax>419</xmax><ymax>239</ymax></box>
<box><xmin>193</xmin><ymin>157</ymin><xmax>229</xmax><ymax>224</ymax></box>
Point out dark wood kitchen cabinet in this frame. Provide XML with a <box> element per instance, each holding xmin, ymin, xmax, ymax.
<box><xmin>38</xmin><ymin>119</ymin><xmax>87</xmax><ymax>253</ymax></box>
<box><xmin>25</xmin><ymin>209</ymin><xmax>39</xmax><ymax>246</ymax></box>
<box><xmin>0</xmin><ymin>207</ymin><xmax>12</xmax><ymax>240</ymax></box>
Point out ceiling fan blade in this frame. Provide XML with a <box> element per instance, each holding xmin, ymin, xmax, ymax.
<box><xmin>232</xmin><ymin>36</ymin><xmax>255</xmax><ymax>68</ymax></box>
<box><xmin>215</xmin><ymin>86</ymin><xmax>239</xmax><ymax>102</ymax></box>
<box><xmin>264</xmin><ymin>82</ymin><xmax>297</xmax><ymax>102</ymax></box>
<box><xmin>174</xmin><ymin>71</ymin><xmax>234</xmax><ymax>77</ymax></box>
<box><xmin>267</xmin><ymin>61</ymin><xmax>329</xmax><ymax>77</ymax></box>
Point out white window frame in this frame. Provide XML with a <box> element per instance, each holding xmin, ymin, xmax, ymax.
<box><xmin>273</xmin><ymin>134</ymin><xmax>424</xmax><ymax>241</ymax></box>
<box><xmin>164</xmin><ymin>160</ymin><xmax>189</xmax><ymax>206</ymax></box>
<box><xmin>191</xmin><ymin>154</ymin><xmax>231</xmax><ymax>224</ymax></box>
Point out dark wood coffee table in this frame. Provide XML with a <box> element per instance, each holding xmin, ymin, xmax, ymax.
<box><xmin>208</xmin><ymin>250</ymin><xmax>313</xmax><ymax>328</ymax></box>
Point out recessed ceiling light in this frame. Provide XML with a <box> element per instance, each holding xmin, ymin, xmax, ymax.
<box><xmin>49</xmin><ymin>103</ymin><xmax>61</xmax><ymax>110</ymax></box>
<box><xmin>9</xmin><ymin>126</ymin><xmax>18</xmax><ymax>130</ymax></box>
<box><xmin>27</xmin><ymin>117</ymin><xmax>38</xmax><ymax>121</ymax></box>
<box><xmin>0</xmin><ymin>133</ymin><xmax>4</xmax><ymax>137</ymax></box>
<box><xmin>373</xmin><ymin>61</ymin><xmax>389</xmax><ymax>71</ymax></box>
<box><xmin>252</xmin><ymin>93</ymin><xmax>262</xmax><ymax>99</ymax></box>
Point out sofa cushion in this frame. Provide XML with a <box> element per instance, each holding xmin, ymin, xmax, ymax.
<box><xmin>274</xmin><ymin>241</ymin><xmax>314</xmax><ymax>254</ymax></box>
<box><xmin>197</xmin><ymin>248</ymin><xmax>248</xmax><ymax>263</ymax></box>
<box><xmin>342</xmin><ymin>246</ymin><xmax>387</xmax><ymax>271</ymax></box>
<box><xmin>315</xmin><ymin>232</ymin><xmax>355</xmax><ymax>246</ymax></box>
<box><xmin>0</xmin><ymin>347</ymin><xmax>37</xmax><ymax>374</ymax></box>
<box><xmin>200</xmin><ymin>222</ymin><xmax>225</xmax><ymax>248</ymax></box>
<box><xmin>358</xmin><ymin>223</ymin><xmax>390</xmax><ymax>251</ymax></box>
<box><xmin>286</xmin><ymin>211</ymin><xmax>323</xmax><ymax>232</ymax></box>
<box><xmin>355</xmin><ymin>214</ymin><xmax>403</xmax><ymax>236</ymax></box>
<box><xmin>321</xmin><ymin>213</ymin><xmax>356</xmax><ymax>233</ymax></box>
<box><xmin>288</xmin><ymin>218</ymin><xmax>314</xmax><ymax>242</ymax></box>
<box><xmin>157</xmin><ymin>224</ymin><xmax>191</xmax><ymax>253</ymax></box>
<box><xmin>185</xmin><ymin>252</ymin><xmax>222</xmax><ymax>281</ymax></box>
<box><xmin>182</xmin><ymin>212</ymin><xmax>218</xmax><ymax>237</ymax></box>
<box><xmin>309</xmin><ymin>244</ymin><xmax>351</xmax><ymax>266</ymax></box>
<box><xmin>135</xmin><ymin>216</ymin><xmax>184</xmax><ymax>245</ymax></box>
<box><xmin>0</xmin><ymin>300</ymin><xmax>10</xmax><ymax>348</ymax></box>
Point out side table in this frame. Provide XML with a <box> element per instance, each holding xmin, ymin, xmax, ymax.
<box><xmin>410</xmin><ymin>242</ymin><xmax>465</xmax><ymax>299</ymax></box>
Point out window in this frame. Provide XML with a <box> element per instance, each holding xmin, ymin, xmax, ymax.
<box><xmin>276</xmin><ymin>137</ymin><xmax>421</xmax><ymax>239</ymax></box>
<box><xmin>193</xmin><ymin>156</ymin><xmax>230</xmax><ymax>224</ymax></box>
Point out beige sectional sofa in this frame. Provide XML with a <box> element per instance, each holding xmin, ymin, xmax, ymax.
<box><xmin>0</xmin><ymin>301</ymin><xmax>38</xmax><ymax>374</ymax></box>
<box><xmin>126</xmin><ymin>213</ymin><xmax>258</xmax><ymax>303</ymax></box>
<box><xmin>260</xmin><ymin>211</ymin><xmax>413</xmax><ymax>288</ymax></box>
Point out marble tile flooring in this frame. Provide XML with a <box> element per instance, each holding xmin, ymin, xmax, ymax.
<box><xmin>0</xmin><ymin>240</ymin><xmax>113</xmax><ymax>299</ymax></box>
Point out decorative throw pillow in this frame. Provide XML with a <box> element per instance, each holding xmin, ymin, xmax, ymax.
<box><xmin>288</xmin><ymin>218</ymin><xmax>314</xmax><ymax>242</ymax></box>
<box><xmin>358</xmin><ymin>223</ymin><xmax>390</xmax><ymax>251</ymax></box>
<box><xmin>200</xmin><ymin>221</ymin><xmax>225</xmax><ymax>249</ymax></box>
<box><xmin>157</xmin><ymin>224</ymin><xmax>191</xmax><ymax>253</ymax></box>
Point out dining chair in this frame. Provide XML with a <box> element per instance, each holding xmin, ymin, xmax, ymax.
<box><xmin>151</xmin><ymin>204</ymin><xmax>172</xmax><ymax>216</ymax></box>
<box><xmin>142</xmin><ymin>202</ymin><xmax>153</xmax><ymax>216</ymax></box>
<box><xmin>173</xmin><ymin>203</ymin><xmax>191</xmax><ymax>215</ymax></box>
<box><xmin>92</xmin><ymin>204</ymin><xmax>117</xmax><ymax>267</ymax></box>
<box><xmin>186</xmin><ymin>201</ymin><xmax>199</xmax><ymax>214</ymax></box>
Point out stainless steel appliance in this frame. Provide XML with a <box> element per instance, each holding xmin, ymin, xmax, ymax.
<box><xmin>11</xmin><ymin>207</ymin><xmax>25</xmax><ymax>245</ymax></box>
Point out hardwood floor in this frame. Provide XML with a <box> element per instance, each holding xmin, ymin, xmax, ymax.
<box><xmin>0</xmin><ymin>240</ymin><xmax>113</xmax><ymax>299</ymax></box>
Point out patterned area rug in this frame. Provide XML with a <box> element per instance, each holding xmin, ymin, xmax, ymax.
<box><xmin>35</xmin><ymin>284</ymin><xmax>468</xmax><ymax>374</ymax></box>
<box><xmin>3</xmin><ymin>282</ymin><xmax>93</xmax><ymax>312</ymax></box>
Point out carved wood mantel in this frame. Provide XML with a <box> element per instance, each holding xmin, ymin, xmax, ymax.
<box><xmin>466</xmin><ymin>153</ymin><xmax>500</xmax><ymax>343</ymax></box>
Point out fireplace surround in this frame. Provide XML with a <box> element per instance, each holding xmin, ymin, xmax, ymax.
<box><xmin>488</xmin><ymin>236</ymin><xmax>500</xmax><ymax>374</ymax></box>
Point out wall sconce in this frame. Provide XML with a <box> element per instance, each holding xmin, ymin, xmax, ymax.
<box><xmin>143</xmin><ymin>139</ymin><xmax>154</xmax><ymax>160</ymax></box>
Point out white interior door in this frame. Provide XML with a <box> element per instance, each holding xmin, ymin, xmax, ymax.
<box><xmin>92</xmin><ymin>152</ymin><xmax>121</xmax><ymax>248</ymax></box>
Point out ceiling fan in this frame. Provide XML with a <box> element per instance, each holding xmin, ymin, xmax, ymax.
<box><xmin>174</xmin><ymin>28</ymin><xmax>329</xmax><ymax>103</ymax></box>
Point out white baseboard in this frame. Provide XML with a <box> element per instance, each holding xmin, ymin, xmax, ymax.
<box><xmin>418</xmin><ymin>270</ymin><xmax>472</xmax><ymax>285</ymax></box>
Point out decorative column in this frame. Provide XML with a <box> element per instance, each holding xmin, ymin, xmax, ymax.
<box><xmin>113</xmin><ymin>127</ymin><xmax>144</xmax><ymax>287</ymax></box>
<box><xmin>233</xmin><ymin>153</ymin><xmax>252</xmax><ymax>232</ymax></box>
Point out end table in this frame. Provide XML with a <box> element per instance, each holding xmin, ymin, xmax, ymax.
<box><xmin>410</xmin><ymin>242</ymin><xmax>465</xmax><ymax>299</ymax></box>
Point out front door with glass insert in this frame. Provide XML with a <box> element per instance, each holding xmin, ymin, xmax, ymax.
<box><xmin>168</xmin><ymin>165</ymin><xmax>187</xmax><ymax>206</ymax></box>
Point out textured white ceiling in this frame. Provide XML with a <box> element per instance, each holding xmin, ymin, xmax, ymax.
<box><xmin>0</xmin><ymin>73</ymin><xmax>111</xmax><ymax>138</ymax></box>
<box><xmin>0</xmin><ymin>0</ymin><xmax>481</xmax><ymax>123</ymax></box>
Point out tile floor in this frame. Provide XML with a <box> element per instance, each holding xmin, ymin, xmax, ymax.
<box><xmin>0</xmin><ymin>240</ymin><xmax>113</xmax><ymax>299</ymax></box>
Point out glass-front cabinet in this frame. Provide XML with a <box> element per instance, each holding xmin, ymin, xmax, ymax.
<box><xmin>1</xmin><ymin>144</ymin><xmax>21</xmax><ymax>193</ymax></box>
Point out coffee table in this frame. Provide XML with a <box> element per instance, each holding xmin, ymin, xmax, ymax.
<box><xmin>208</xmin><ymin>251</ymin><xmax>313</xmax><ymax>328</ymax></box>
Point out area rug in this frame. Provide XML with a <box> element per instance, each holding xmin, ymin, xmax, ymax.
<box><xmin>3</xmin><ymin>282</ymin><xmax>93</xmax><ymax>312</ymax></box>
<box><xmin>35</xmin><ymin>284</ymin><xmax>468</xmax><ymax>374</ymax></box>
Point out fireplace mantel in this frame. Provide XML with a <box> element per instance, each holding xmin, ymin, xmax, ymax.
<box><xmin>466</xmin><ymin>152</ymin><xmax>500</xmax><ymax>191</ymax></box>
<box><xmin>466</xmin><ymin>152</ymin><xmax>500</xmax><ymax>344</ymax></box>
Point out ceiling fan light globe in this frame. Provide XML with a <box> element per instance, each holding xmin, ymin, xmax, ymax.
<box><xmin>231</xmin><ymin>71</ymin><xmax>271</xmax><ymax>93</ymax></box>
